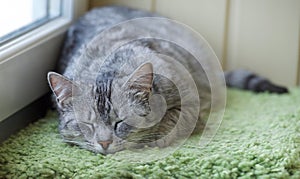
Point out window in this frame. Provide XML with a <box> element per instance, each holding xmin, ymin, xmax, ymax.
<box><xmin>0</xmin><ymin>0</ymin><xmax>61</xmax><ymax>45</ymax></box>
<box><xmin>0</xmin><ymin>0</ymin><xmax>88</xmax><ymax>122</ymax></box>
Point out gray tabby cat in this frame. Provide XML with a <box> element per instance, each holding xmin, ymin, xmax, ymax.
<box><xmin>48</xmin><ymin>6</ymin><xmax>288</xmax><ymax>154</ymax></box>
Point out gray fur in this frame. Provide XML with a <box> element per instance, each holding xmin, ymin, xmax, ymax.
<box><xmin>48</xmin><ymin>6</ymin><xmax>287</xmax><ymax>154</ymax></box>
<box><xmin>225</xmin><ymin>70</ymin><xmax>288</xmax><ymax>94</ymax></box>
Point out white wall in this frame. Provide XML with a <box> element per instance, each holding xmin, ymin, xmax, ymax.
<box><xmin>226</xmin><ymin>0</ymin><xmax>300</xmax><ymax>86</ymax></box>
<box><xmin>90</xmin><ymin>0</ymin><xmax>300</xmax><ymax>86</ymax></box>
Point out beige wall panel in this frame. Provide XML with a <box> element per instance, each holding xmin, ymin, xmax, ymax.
<box><xmin>298</xmin><ymin>27</ymin><xmax>300</xmax><ymax>86</ymax></box>
<box><xmin>226</xmin><ymin>0</ymin><xmax>300</xmax><ymax>86</ymax></box>
<box><xmin>90</xmin><ymin>0</ymin><xmax>152</xmax><ymax>11</ymax></box>
<box><xmin>155</xmin><ymin>0</ymin><xmax>228</xmax><ymax>62</ymax></box>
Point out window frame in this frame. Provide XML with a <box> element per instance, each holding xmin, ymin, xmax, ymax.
<box><xmin>0</xmin><ymin>0</ymin><xmax>88</xmax><ymax>122</ymax></box>
<box><xmin>0</xmin><ymin>0</ymin><xmax>76</xmax><ymax>61</ymax></box>
<box><xmin>0</xmin><ymin>0</ymin><xmax>62</xmax><ymax>46</ymax></box>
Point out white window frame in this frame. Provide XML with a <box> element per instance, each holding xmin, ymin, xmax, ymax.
<box><xmin>0</xmin><ymin>0</ymin><xmax>88</xmax><ymax>122</ymax></box>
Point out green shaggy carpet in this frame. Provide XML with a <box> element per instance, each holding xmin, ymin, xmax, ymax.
<box><xmin>1</xmin><ymin>89</ymin><xmax>300</xmax><ymax>178</ymax></box>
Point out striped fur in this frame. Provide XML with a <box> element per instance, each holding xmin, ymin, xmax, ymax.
<box><xmin>48</xmin><ymin>6</ymin><xmax>287</xmax><ymax>154</ymax></box>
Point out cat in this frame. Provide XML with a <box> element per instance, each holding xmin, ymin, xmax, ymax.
<box><xmin>47</xmin><ymin>6</ymin><xmax>288</xmax><ymax>154</ymax></box>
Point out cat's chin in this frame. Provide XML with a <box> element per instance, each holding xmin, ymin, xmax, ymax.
<box><xmin>92</xmin><ymin>146</ymin><xmax>125</xmax><ymax>155</ymax></box>
<box><xmin>92</xmin><ymin>143</ymin><xmax>146</xmax><ymax>155</ymax></box>
<box><xmin>95</xmin><ymin>150</ymin><xmax>115</xmax><ymax>155</ymax></box>
<box><xmin>91</xmin><ymin>148</ymin><xmax>116</xmax><ymax>155</ymax></box>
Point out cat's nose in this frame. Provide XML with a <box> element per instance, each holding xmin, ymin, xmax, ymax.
<box><xmin>98</xmin><ymin>140</ymin><xmax>112</xmax><ymax>150</ymax></box>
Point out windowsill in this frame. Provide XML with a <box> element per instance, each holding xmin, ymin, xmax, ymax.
<box><xmin>0</xmin><ymin>17</ymin><xmax>72</xmax><ymax>122</ymax></box>
<box><xmin>0</xmin><ymin>17</ymin><xmax>71</xmax><ymax>64</ymax></box>
<box><xmin>0</xmin><ymin>0</ymin><xmax>87</xmax><ymax>126</ymax></box>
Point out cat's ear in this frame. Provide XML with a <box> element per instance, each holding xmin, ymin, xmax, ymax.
<box><xmin>47</xmin><ymin>72</ymin><xmax>78</xmax><ymax>108</ymax></box>
<box><xmin>126</xmin><ymin>63</ymin><xmax>153</xmax><ymax>116</ymax></box>
<box><xmin>127</xmin><ymin>62</ymin><xmax>153</xmax><ymax>93</ymax></box>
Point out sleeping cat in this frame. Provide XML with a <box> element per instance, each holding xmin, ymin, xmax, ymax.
<box><xmin>48</xmin><ymin>6</ymin><xmax>288</xmax><ymax>154</ymax></box>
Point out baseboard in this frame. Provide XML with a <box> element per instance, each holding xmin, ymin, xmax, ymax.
<box><xmin>0</xmin><ymin>93</ymin><xmax>51</xmax><ymax>143</ymax></box>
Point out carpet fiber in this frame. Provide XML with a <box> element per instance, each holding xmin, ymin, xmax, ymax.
<box><xmin>1</xmin><ymin>89</ymin><xmax>300</xmax><ymax>178</ymax></box>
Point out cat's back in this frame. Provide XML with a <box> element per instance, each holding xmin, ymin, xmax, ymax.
<box><xmin>58</xmin><ymin>6</ymin><xmax>159</xmax><ymax>74</ymax></box>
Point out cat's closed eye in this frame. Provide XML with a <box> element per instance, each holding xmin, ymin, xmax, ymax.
<box><xmin>114</xmin><ymin>121</ymin><xmax>133</xmax><ymax>139</ymax></box>
<box><xmin>78</xmin><ymin>122</ymin><xmax>94</xmax><ymax>139</ymax></box>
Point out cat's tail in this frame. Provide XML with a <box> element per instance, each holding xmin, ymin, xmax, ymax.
<box><xmin>225</xmin><ymin>69</ymin><xmax>289</xmax><ymax>94</ymax></box>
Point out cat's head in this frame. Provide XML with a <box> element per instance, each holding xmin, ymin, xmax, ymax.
<box><xmin>48</xmin><ymin>63</ymin><xmax>157</xmax><ymax>154</ymax></box>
